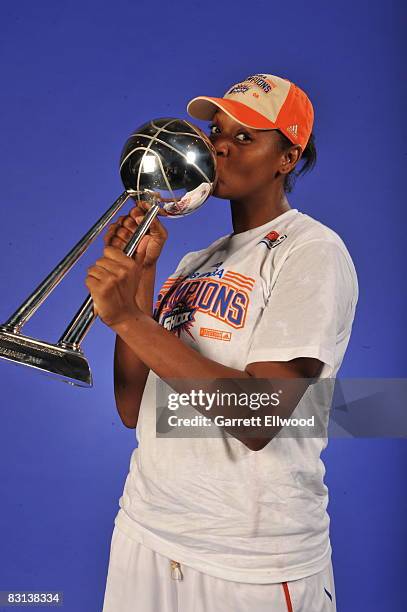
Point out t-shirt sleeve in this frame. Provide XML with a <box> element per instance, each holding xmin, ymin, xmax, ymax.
<box><xmin>244</xmin><ymin>239</ymin><xmax>357</xmax><ymax>370</ymax></box>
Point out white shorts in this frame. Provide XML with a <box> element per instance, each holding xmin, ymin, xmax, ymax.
<box><xmin>102</xmin><ymin>525</ymin><xmax>337</xmax><ymax>612</ymax></box>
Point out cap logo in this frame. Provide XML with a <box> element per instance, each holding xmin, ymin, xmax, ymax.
<box><xmin>286</xmin><ymin>124</ymin><xmax>299</xmax><ymax>138</ymax></box>
<box><xmin>245</xmin><ymin>74</ymin><xmax>278</xmax><ymax>93</ymax></box>
<box><xmin>245</xmin><ymin>75</ymin><xmax>272</xmax><ymax>93</ymax></box>
<box><xmin>227</xmin><ymin>84</ymin><xmax>250</xmax><ymax>95</ymax></box>
<box><xmin>227</xmin><ymin>74</ymin><xmax>279</xmax><ymax>98</ymax></box>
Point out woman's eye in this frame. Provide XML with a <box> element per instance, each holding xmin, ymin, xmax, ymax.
<box><xmin>208</xmin><ymin>125</ymin><xmax>251</xmax><ymax>141</ymax></box>
<box><xmin>236</xmin><ymin>132</ymin><xmax>251</xmax><ymax>142</ymax></box>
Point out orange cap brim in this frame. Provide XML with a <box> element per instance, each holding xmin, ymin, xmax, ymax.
<box><xmin>187</xmin><ymin>96</ymin><xmax>278</xmax><ymax>130</ymax></box>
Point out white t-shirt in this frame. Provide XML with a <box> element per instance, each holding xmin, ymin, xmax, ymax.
<box><xmin>114</xmin><ymin>207</ymin><xmax>359</xmax><ymax>583</ymax></box>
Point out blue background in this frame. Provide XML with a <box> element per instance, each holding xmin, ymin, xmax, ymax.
<box><xmin>0</xmin><ymin>0</ymin><xmax>406</xmax><ymax>610</ymax></box>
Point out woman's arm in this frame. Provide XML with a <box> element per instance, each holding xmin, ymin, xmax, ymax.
<box><xmin>102</xmin><ymin>201</ymin><xmax>168</xmax><ymax>429</ymax></box>
<box><xmin>113</xmin><ymin>263</ymin><xmax>156</xmax><ymax>429</ymax></box>
<box><xmin>111</xmin><ymin>310</ymin><xmax>321</xmax><ymax>449</ymax></box>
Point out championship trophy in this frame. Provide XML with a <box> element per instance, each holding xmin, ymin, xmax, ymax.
<box><xmin>0</xmin><ymin>118</ymin><xmax>217</xmax><ymax>387</ymax></box>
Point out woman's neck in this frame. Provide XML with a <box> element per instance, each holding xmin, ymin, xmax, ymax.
<box><xmin>230</xmin><ymin>187</ymin><xmax>291</xmax><ymax>235</ymax></box>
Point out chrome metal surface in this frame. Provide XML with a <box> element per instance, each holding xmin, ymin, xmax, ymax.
<box><xmin>0</xmin><ymin>328</ymin><xmax>92</xmax><ymax>387</ymax></box>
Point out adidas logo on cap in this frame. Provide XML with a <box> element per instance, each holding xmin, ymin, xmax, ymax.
<box><xmin>286</xmin><ymin>124</ymin><xmax>299</xmax><ymax>137</ymax></box>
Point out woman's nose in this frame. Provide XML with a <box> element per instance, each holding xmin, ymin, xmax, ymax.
<box><xmin>213</xmin><ymin>137</ymin><xmax>229</xmax><ymax>157</ymax></box>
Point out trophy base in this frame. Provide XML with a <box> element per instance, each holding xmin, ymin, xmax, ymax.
<box><xmin>0</xmin><ymin>327</ymin><xmax>93</xmax><ymax>387</ymax></box>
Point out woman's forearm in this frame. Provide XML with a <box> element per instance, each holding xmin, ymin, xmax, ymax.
<box><xmin>111</xmin><ymin>312</ymin><xmax>312</xmax><ymax>450</ymax></box>
<box><xmin>111</xmin><ymin>311</ymin><xmax>267</xmax><ymax>447</ymax></box>
<box><xmin>113</xmin><ymin>264</ymin><xmax>156</xmax><ymax>428</ymax></box>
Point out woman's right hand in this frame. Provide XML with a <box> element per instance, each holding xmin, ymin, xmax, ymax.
<box><xmin>103</xmin><ymin>200</ymin><xmax>168</xmax><ymax>268</ymax></box>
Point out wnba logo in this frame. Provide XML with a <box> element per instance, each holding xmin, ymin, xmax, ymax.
<box><xmin>259</xmin><ymin>231</ymin><xmax>287</xmax><ymax>250</ymax></box>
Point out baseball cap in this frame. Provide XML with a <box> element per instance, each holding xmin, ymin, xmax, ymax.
<box><xmin>187</xmin><ymin>73</ymin><xmax>314</xmax><ymax>152</ymax></box>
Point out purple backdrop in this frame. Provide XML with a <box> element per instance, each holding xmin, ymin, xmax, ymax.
<box><xmin>0</xmin><ymin>1</ymin><xmax>406</xmax><ymax>610</ymax></box>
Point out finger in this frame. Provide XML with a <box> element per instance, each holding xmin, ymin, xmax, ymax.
<box><xmin>110</xmin><ymin>236</ymin><xmax>127</xmax><ymax>250</ymax></box>
<box><xmin>103</xmin><ymin>216</ymin><xmax>127</xmax><ymax>245</ymax></box>
<box><xmin>135</xmin><ymin>216</ymin><xmax>168</xmax><ymax>241</ymax></box>
<box><xmin>116</xmin><ymin>226</ymin><xmax>136</xmax><ymax>243</ymax></box>
<box><xmin>121</xmin><ymin>214</ymin><xmax>167</xmax><ymax>244</ymax></box>
<box><xmin>121</xmin><ymin>216</ymin><xmax>139</xmax><ymax>232</ymax></box>
<box><xmin>109</xmin><ymin>215</ymin><xmax>127</xmax><ymax>230</ymax></box>
<box><xmin>84</xmin><ymin>277</ymin><xmax>101</xmax><ymax>316</ymax></box>
<box><xmin>88</xmin><ymin>260</ymin><xmax>123</xmax><ymax>278</ymax></box>
<box><xmin>135</xmin><ymin>236</ymin><xmax>148</xmax><ymax>259</ymax></box>
<box><xmin>86</xmin><ymin>266</ymin><xmax>106</xmax><ymax>281</ymax></box>
<box><xmin>103</xmin><ymin>245</ymin><xmax>144</xmax><ymax>267</ymax></box>
<box><xmin>127</xmin><ymin>211</ymin><xmax>168</xmax><ymax>240</ymax></box>
<box><xmin>104</xmin><ymin>220</ymin><xmax>135</xmax><ymax>250</ymax></box>
<box><xmin>145</xmin><ymin>215</ymin><xmax>168</xmax><ymax>239</ymax></box>
<box><xmin>103</xmin><ymin>226</ymin><xmax>118</xmax><ymax>246</ymax></box>
<box><xmin>127</xmin><ymin>200</ymin><xmax>152</xmax><ymax>221</ymax></box>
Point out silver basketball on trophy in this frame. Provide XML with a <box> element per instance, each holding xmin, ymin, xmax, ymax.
<box><xmin>120</xmin><ymin>117</ymin><xmax>217</xmax><ymax>216</ymax></box>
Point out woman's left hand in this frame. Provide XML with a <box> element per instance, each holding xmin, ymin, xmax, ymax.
<box><xmin>85</xmin><ymin>245</ymin><xmax>146</xmax><ymax>329</ymax></box>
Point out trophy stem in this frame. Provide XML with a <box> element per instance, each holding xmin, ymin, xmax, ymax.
<box><xmin>58</xmin><ymin>202</ymin><xmax>160</xmax><ymax>349</ymax></box>
<box><xmin>3</xmin><ymin>190</ymin><xmax>133</xmax><ymax>333</ymax></box>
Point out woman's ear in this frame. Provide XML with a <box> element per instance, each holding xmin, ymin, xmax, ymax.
<box><xmin>280</xmin><ymin>145</ymin><xmax>302</xmax><ymax>175</ymax></box>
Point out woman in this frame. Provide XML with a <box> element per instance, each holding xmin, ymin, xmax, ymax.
<box><xmin>87</xmin><ymin>73</ymin><xmax>358</xmax><ymax>611</ymax></box>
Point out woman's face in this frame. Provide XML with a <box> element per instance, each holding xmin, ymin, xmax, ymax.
<box><xmin>207</xmin><ymin>109</ymin><xmax>293</xmax><ymax>201</ymax></box>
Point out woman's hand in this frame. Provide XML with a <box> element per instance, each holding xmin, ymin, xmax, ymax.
<box><xmin>85</xmin><ymin>246</ymin><xmax>146</xmax><ymax>329</ymax></box>
<box><xmin>103</xmin><ymin>199</ymin><xmax>168</xmax><ymax>268</ymax></box>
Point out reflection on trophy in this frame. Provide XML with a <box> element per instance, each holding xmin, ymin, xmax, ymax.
<box><xmin>0</xmin><ymin>118</ymin><xmax>217</xmax><ymax>387</ymax></box>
